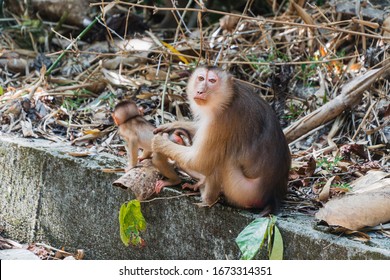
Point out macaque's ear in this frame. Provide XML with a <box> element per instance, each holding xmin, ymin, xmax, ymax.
<box><xmin>112</xmin><ymin>112</ymin><xmax>120</xmax><ymax>125</ymax></box>
<box><xmin>137</xmin><ymin>106</ymin><xmax>144</xmax><ymax>116</ymax></box>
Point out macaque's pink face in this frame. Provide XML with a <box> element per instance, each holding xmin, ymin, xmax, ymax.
<box><xmin>192</xmin><ymin>69</ymin><xmax>220</xmax><ymax>105</ymax></box>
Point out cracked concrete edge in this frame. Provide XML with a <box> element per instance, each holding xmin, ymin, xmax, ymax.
<box><xmin>0</xmin><ymin>134</ymin><xmax>389</xmax><ymax>259</ymax></box>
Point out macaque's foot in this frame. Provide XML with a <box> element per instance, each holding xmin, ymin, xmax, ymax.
<box><xmin>155</xmin><ymin>180</ymin><xmax>165</xmax><ymax>194</ymax></box>
<box><xmin>193</xmin><ymin>198</ymin><xmax>219</xmax><ymax>208</ymax></box>
<box><xmin>182</xmin><ymin>182</ymin><xmax>201</xmax><ymax>191</ymax></box>
<box><xmin>138</xmin><ymin>156</ymin><xmax>151</xmax><ymax>162</ymax></box>
<box><xmin>155</xmin><ymin>178</ymin><xmax>181</xmax><ymax>194</ymax></box>
<box><xmin>153</xmin><ymin>123</ymin><xmax>174</xmax><ymax>134</ymax></box>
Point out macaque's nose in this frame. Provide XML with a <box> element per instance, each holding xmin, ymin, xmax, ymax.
<box><xmin>197</xmin><ymin>85</ymin><xmax>207</xmax><ymax>94</ymax></box>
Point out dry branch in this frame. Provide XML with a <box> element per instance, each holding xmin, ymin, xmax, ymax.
<box><xmin>284</xmin><ymin>63</ymin><xmax>390</xmax><ymax>143</ymax></box>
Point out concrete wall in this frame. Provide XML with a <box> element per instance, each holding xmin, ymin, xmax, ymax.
<box><xmin>0</xmin><ymin>135</ymin><xmax>389</xmax><ymax>259</ymax></box>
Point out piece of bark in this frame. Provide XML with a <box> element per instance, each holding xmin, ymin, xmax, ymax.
<box><xmin>284</xmin><ymin>64</ymin><xmax>390</xmax><ymax>143</ymax></box>
<box><xmin>112</xmin><ymin>160</ymin><xmax>159</xmax><ymax>201</ymax></box>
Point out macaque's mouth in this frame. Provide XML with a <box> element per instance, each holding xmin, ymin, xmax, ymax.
<box><xmin>194</xmin><ymin>95</ymin><xmax>207</xmax><ymax>100</ymax></box>
<box><xmin>194</xmin><ymin>97</ymin><xmax>207</xmax><ymax>105</ymax></box>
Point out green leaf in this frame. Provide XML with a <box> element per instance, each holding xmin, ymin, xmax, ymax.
<box><xmin>119</xmin><ymin>200</ymin><xmax>146</xmax><ymax>247</ymax></box>
<box><xmin>269</xmin><ymin>225</ymin><xmax>284</xmax><ymax>260</ymax></box>
<box><xmin>235</xmin><ymin>218</ymin><xmax>269</xmax><ymax>260</ymax></box>
<box><xmin>267</xmin><ymin>216</ymin><xmax>277</xmax><ymax>256</ymax></box>
<box><xmin>0</xmin><ymin>86</ymin><xmax>3</xmax><ymax>96</ymax></box>
<box><xmin>119</xmin><ymin>203</ymin><xmax>130</xmax><ymax>246</ymax></box>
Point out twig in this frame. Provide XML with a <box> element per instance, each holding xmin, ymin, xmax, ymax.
<box><xmin>141</xmin><ymin>192</ymin><xmax>200</xmax><ymax>203</ymax></box>
<box><xmin>171</xmin><ymin>0</ymin><xmax>192</xmax><ymax>34</ymax></box>
<box><xmin>91</xmin><ymin>1</ymin><xmax>390</xmax><ymax>40</ymax></box>
<box><xmin>351</xmin><ymin>99</ymin><xmax>377</xmax><ymax>141</ymax></box>
<box><xmin>313</xmin><ymin>115</ymin><xmax>346</xmax><ymax>157</ymax></box>
<box><xmin>35</xmin><ymin>242</ymin><xmax>72</xmax><ymax>255</ymax></box>
<box><xmin>27</xmin><ymin>67</ymin><xmax>46</xmax><ymax>100</ymax></box>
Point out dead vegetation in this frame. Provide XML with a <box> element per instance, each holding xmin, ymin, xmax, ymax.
<box><xmin>0</xmin><ymin>1</ymin><xmax>389</xmax><ymax>231</ymax></box>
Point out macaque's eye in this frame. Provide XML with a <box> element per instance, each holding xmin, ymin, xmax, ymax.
<box><xmin>198</xmin><ymin>76</ymin><xmax>205</xmax><ymax>81</ymax></box>
<box><xmin>209</xmin><ymin>78</ymin><xmax>217</xmax><ymax>84</ymax></box>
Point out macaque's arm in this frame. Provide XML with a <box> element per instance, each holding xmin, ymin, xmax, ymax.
<box><xmin>154</xmin><ymin>121</ymin><xmax>197</xmax><ymax>136</ymax></box>
<box><xmin>152</xmin><ymin>133</ymin><xmax>195</xmax><ymax>171</ymax></box>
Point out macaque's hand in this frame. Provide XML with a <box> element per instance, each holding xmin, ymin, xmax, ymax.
<box><xmin>152</xmin><ymin>133</ymin><xmax>170</xmax><ymax>152</ymax></box>
<box><xmin>153</xmin><ymin>123</ymin><xmax>176</xmax><ymax>134</ymax></box>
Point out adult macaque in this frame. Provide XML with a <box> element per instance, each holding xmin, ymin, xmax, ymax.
<box><xmin>153</xmin><ymin>66</ymin><xmax>291</xmax><ymax>213</ymax></box>
<box><xmin>113</xmin><ymin>100</ymin><xmax>203</xmax><ymax>192</ymax></box>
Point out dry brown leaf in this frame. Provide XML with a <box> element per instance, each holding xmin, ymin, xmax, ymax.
<box><xmin>75</xmin><ymin>249</ymin><xmax>85</xmax><ymax>260</ymax></box>
<box><xmin>291</xmin><ymin>1</ymin><xmax>315</xmax><ymax>26</ymax></box>
<box><xmin>318</xmin><ymin>176</ymin><xmax>335</xmax><ymax>202</ymax></box>
<box><xmin>144</xmin><ymin>68</ymin><xmax>180</xmax><ymax>81</ymax></box>
<box><xmin>353</xmin><ymin>178</ymin><xmax>390</xmax><ymax>194</ymax></box>
<box><xmin>83</xmin><ymin>129</ymin><xmax>102</xmax><ymax>136</ymax></box>
<box><xmin>21</xmin><ymin>119</ymin><xmax>38</xmax><ymax>138</ymax></box>
<box><xmin>116</xmin><ymin>37</ymin><xmax>154</xmax><ymax>52</ymax></box>
<box><xmin>136</xmin><ymin>93</ymin><xmax>158</xmax><ymax>99</ymax></box>
<box><xmin>219</xmin><ymin>15</ymin><xmax>240</xmax><ymax>33</ymax></box>
<box><xmin>67</xmin><ymin>152</ymin><xmax>91</xmax><ymax>157</ymax></box>
<box><xmin>145</xmin><ymin>68</ymin><xmax>167</xmax><ymax>81</ymax></box>
<box><xmin>350</xmin><ymin>170</ymin><xmax>389</xmax><ymax>192</ymax></box>
<box><xmin>315</xmin><ymin>191</ymin><xmax>390</xmax><ymax>230</ymax></box>
<box><xmin>101</xmin><ymin>69</ymin><xmax>152</xmax><ymax>88</ymax></box>
<box><xmin>349</xmin><ymin>63</ymin><xmax>362</xmax><ymax>72</ymax></box>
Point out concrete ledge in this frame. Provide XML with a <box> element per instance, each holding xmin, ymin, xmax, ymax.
<box><xmin>0</xmin><ymin>134</ymin><xmax>389</xmax><ymax>259</ymax></box>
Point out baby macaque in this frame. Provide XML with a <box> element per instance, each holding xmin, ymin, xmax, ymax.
<box><xmin>113</xmin><ymin>100</ymin><xmax>153</xmax><ymax>169</ymax></box>
<box><xmin>153</xmin><ymin>66</ymin><xmax>291</xmax><ymax>213</ymax></box>
<box><xmin>167</xmin><ymin>128</ymin><xmax>192</xmax><ymax>146</ymax></box>
<box><xmin>113</xmin><ymin>100</ymin><xmax>203</xmax><ymax>193</ymax></box>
